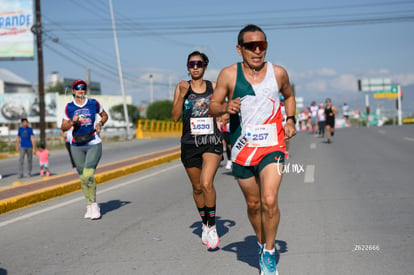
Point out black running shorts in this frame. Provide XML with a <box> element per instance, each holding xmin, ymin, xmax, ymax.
<box><xmin>181</xmin><ymin>143</ymin><xmax>223</xmax><ymax>168</ymax></box>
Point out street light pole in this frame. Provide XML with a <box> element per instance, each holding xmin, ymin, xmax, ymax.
<box><xmin>397</xmin><ymin>85</ymin><xmax>402</xmax><ymax>125</ymax></box>
<box><xmin>109</xmin><ymin>0</ymin><xmax>131</xmax><ymax>138</ymax></box>
<box><xmin>149</xmin><ymin>74</ymin><xmax>154</xmax><ymax>103</ymax></box>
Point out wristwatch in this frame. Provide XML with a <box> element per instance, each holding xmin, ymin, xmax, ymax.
<box><xmin>286</xmin><ymin>116</ymin><xmax>296</xmax><ymax>124</ymax></box>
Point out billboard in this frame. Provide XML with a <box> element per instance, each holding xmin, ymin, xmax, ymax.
<box><xmin>0</xmin><ymin>0</ymin><xmax>34</xmax><ymax>59</ymax></box>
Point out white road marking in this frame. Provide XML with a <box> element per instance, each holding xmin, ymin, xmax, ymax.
<box><xmin>378</xmin><ymin>130</ymin><xmax>386</xmax><ymax>135</ymax></box>
<box><xmin>0</xmin><ymin>164</ymin><xmax>180</xmax><ymax>228</ymax></box>
<box><xmin>403</xmin><ymin>137</ymin><xmax>414</xmax><ymax>142</ymax></box>
<box><xmin>304</xmin><ymin>165</ymin><xmax>315</xmax><ymax>183</ymax></box>
<box><xmin>310</xmin><ymin>143</ymin><xmax>317</xmax><ymax>149</ymax></box>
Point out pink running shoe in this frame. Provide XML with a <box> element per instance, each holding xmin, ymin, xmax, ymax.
<box><xmin>206</xmin><ymin>225</ymin><xmax>219</xmax><ymax>249</ymax></box>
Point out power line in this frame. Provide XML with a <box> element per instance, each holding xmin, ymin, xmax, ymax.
<box><xmin>44</xmin><ymin>12</ymin><xmax>414</xmax><ymax>38</ymax></box>
<box><xmin>43</xmin><ymin>43</ymin><xmax>119</xmax><ymax>82</ymax></box>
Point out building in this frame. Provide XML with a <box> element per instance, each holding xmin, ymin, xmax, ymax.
<box><xmin>0</xmin><ymin>68</ymin><xmax>33</xmax><ymax>94</ymax></box>
<box><xmin>47</xmin><ymin>71</ymin><xmax>101</xmax><ymax>95</ymax></box>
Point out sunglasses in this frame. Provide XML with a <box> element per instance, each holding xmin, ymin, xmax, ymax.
<box><xmin>74</xmin><ymin>85</ymin><xmax>86</xmax><ymax>91</ymax></box>
<box><xmin>242</xmin><ymin>41</ymin><xmax>268</xmax><ymax>51</ymax></box>
<box><xmin>187</xmin><ymin>60</ymin><xmax>205</xmax><ymax>69</ymax></box>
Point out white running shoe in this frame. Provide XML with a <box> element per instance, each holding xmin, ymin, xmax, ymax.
<box><xmin>225</xmin><ymin>160</ymin><xmax>232</xmax><ymax>170</ymax></box>
<box><xmin>201</xmin><ymin>224</ymin><xmax>208</xmax><ymax>245</ymax></box>
<box><xmin>206</xmin><ymin>225</ymin><xmax>219</xmax><ymax>249</ymax></box>
<box><xmin>90</xmin><ymin>202</ymin><xmax>101</xmax><ymax>220</ymax></box>
<box><xmin>84</xmin><ymin>205</ymin><xmax>92</xmax><ymax>219</ymax></box>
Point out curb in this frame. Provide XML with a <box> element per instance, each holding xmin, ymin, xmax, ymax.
<box><xmin>0</xmin><ymin>150</ymin><xmax>180</xmax><ymax>214</ymax></box>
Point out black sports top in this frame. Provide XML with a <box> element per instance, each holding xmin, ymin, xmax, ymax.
<box><xmin>180</xmin><ymin>80</ymin><xmax>221</xmax><ymax>146</ymax></box>
<box><xmin>325</xmin><ymin>106</ymin><xmax>335</xmax><ymax>123</ymax></box>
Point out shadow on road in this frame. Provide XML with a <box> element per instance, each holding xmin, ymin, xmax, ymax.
<box><xmin>99</xmin><ymin>199</ymin><xmax>131</xmax><ymax>216</ymax></box>
<box><xmin>221</xmin><ymin>235</ymin><xmax>288</xmax><ymax>270</ymax></box>
<box><xmin>220</xmin><ymin>170</ymin><xmax>233</xmax><ymax>176</ymax></box>
<box><xmin>0</xmin><ymin>173</ymin><xmax>17</xmax><ymax>179</ymax></box>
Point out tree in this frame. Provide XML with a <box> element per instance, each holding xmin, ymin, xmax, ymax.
<box><xmin>47</xmin><ymin>82</ymin><xmax>65</xmax><ymax>94</ymax></box>
<box><xmin>109</xmin><ymin>104</ymin><xmax>140</xmax><ymax>124</ymax></box>
<box><xmin>146</xmin><ymin>100</ymin><xmax>173</xmax><ymax>120</ymax></box>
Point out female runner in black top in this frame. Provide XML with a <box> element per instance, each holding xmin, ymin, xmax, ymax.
<box><xmin>172</xmin><ymin>51</ymin><xmax>222</xmax><ymax>249</ymax></box>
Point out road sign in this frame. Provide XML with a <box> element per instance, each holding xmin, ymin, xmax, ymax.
<box><xmin>359</xmin><ymin>78</ymin><xmax>391</xmax><ymax>92</ymax></box>
<box><xmin>373</xmin><ymin>85</ymin><xmax>400</xmax><ymax>99</ymax></box>
<box><xmin>295</xmin><ymin>97</ymin><xmax>304</xmax><ymax>109</ymax></box>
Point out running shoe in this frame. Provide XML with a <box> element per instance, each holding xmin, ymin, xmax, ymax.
<box><xmin>201</xmin><ymin>224</ymin><xmax>208</xmax><ymax>245</ymax></box>
<box><xmin>206</xmin><ymin>225</ymin><xmax>219</xmax><ymax>249</ymax></box>
<box><xmin>84</xmin><ymin>204</ymin><xmax>92</xmax><ymax>219</ymax></box>
<box><xmin>261</xmin><ymin>251</ymin><xmax>277</xmax><ymax>275</ymax></box>
<box><xmin>40</xmin><ymin>170</ymin><xmax>44</xmax><ymax>176</ymax></box>
<box><xmin>46</xmin><ymin>172</ymin><xmax>50</xmax><ymax>177</ymax></box>
<box><xmin>258</xmin><ymin>244</ymin><xmax>264</xmax><ymax>275</ymax></box>
<box><xmin>225</xmin><ymin>160</ymin><xmax>232</xmax><ymax>170</ymax></box>
<box><xmin>90</xmin><ymin>202</ymin><xmax>101</xmax><ymax>220</ymax></box>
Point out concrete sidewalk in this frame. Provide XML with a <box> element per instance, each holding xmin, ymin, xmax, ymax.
<box><xmin>0</xmin><ymin>146</ymin><xmax>180</xmax><ymax>214</ymax></box>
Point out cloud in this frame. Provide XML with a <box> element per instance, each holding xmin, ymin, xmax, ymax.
<box><xmin>291</xmin><ymin>67</ymin><xmax>337</xmax><ymax>81</ymax></box>
<box><xmin>318</xmin><ymin>67</ymin><xmax>337</xmax><ymax>77</ymax></box>
<box><xmin>364</xmin><ymin>69</ymin><xmax>390</xmax><ymax>76</ymax></box>
<box><xmin>329</xmin><ymin>74</ymin><xmax>358</xmax><ymax>91</ymax></box>
<box><xmin>391</xmin><ymin>73</ymin><xmax>414</xmax><ymax>86</ymax></box>
<box><xmin>305</xmin><ymin>80</ymin><xmax>328</xmax><ymax>92</ymax></box>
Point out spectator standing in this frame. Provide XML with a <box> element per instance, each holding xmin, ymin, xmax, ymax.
<box><xmin>16</xmin><ymin>118</ymin><xmax>35</xmax><ymax>178</ymax></box>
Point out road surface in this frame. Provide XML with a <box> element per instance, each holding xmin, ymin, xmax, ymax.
<box><xmin>0</xmin><ymin>126</ymin><xmax>413</xmax><ymax>274</ymax></box>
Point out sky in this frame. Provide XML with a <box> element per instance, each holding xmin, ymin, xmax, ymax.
<box><xmin>1</xmin><ymin>0</ymin><xmax>414</xmax><ymax>114</ymax></box>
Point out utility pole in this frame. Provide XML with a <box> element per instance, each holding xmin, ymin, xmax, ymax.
<box><xmin>34</xmin><ymin>0</ymin><xmax>46</xmax><ymax>145</ymax></box>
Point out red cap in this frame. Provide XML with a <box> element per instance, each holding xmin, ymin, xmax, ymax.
<box><xmin>72</xmin><ymin>79</ymin><xmax>87</xmax><ymax>89</ymax></box>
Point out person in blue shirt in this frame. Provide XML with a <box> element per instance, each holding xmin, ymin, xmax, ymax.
<box><xmin>61</xmin><ymin>80</ymin><xmax>108</xmax><ymax>220</ymax></box>
<box><xmin>16</xmin><ymin>118</ymin><xmax>36</xmax><ymax>178</ymax></box>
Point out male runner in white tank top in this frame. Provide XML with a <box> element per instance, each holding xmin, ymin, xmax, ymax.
<box><xmin>210</xmin><ymin>24</ymin><xmax>296</xmax><ymax>275</ymax></box>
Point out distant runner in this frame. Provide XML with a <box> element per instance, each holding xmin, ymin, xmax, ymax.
<box><xmin>325</xmin><ymin>98</ymin><xmax>338</xmax><ymax>143</ymax></box>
